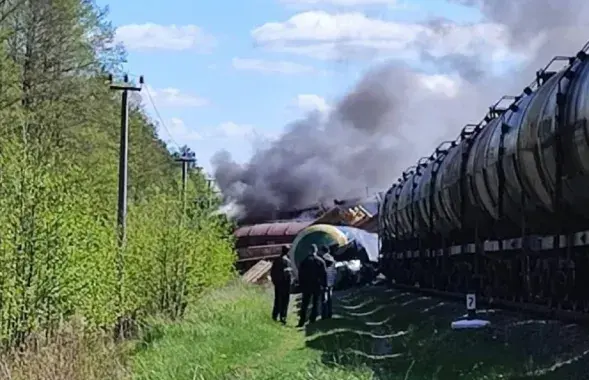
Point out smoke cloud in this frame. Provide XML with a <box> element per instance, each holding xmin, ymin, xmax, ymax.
<box><xmin>451</xmin><ymin>0</ymin><xmax>589</xmax><ymax>88</ymax></box>
<box><xmin>213</xmin><ymin>0</ymin><xmax>589</xmax><ymax>222</ymax></box>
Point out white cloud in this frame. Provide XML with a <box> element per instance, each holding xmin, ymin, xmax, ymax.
<box><xmin>145</xmin><ymin>85</ymin><xmax>209</xmax><ymax>107</ymax></box>
<box><xmin>232</xmin><ymin>58</ymin><xmax>317</xmax><ymax>74</ymax></box>
<box><xmin>210</xmin><ymin>122</ymin><xmax>280</xmax><ymax>144</ymax></box>
<box><xmin>416</xmin><ymin>74</ymin><xmax>461</xmax><ymax>97</ymax></box>
<box><xmin>115</xmin><ymin>23</ymin><xmax>215</xmax><ymax>51</ymax></box>
<box><xmin>217</xmin><ymin>122</ymin><xmax>256</xmax><ymax>138</ymax></box>
<box><xmin>158</xmin><ymin>120</ymin><xmax>268</xmax><ymax>144</ymax></box>
<box><xmin>251</xmin><ymin>11</ymin><xmax>518</xmax><ymax>62</ymax></box>
<box><xmin>158</xmin><ymin>118</ymin><xmax>202</xmax><ymax>144</ymax></box>
<box><xmin>294</xmin><ymin>94</ymin><xmax>331</xmax><ymax>113</ymax></box>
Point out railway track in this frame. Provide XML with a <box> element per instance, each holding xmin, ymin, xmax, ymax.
<box><xmin>385</xmin><ymin>280</ymin><xmax>589</xmax><ymax>325</ymax></box>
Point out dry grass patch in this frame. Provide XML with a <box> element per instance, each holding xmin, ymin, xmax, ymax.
<box><xmin>0</xmin><ymin>319</ymin><xmax>130</xmax><ymax>380</ymax></box>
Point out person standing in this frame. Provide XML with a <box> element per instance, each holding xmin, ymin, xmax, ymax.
<box><xmin>271</xmin><ymin>246</ymin><xmax>293</xmax><ymax>325</ymax></box>
<box><xmin>297</xmin><ymin>244</ymin><xmax>326</xmax><ymax>327</ymax></box>
<box><xmin>321</xmin><ymin>247</ymin><xmax>336</xmax><ymax>319</ymax></box>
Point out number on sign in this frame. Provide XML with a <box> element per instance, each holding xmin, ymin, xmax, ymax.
<box><xmin>466</xmin><ymin>294</ymin><xmax>476</xmax><ymax>310</ymax></box>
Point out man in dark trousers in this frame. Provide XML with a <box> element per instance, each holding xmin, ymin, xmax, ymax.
<box><xmin>297</xmin><ymin>244</ymin><xmax>327</xmax><ymax>328</ymax></box>
<box><xmin>271</xmin><ymin>246</ymin><xmax>293</xmax><ymax>325</ymax></box>
<box><xmin>320</xmin><ymin>246</ymin><xmax>337</xmax><ymax>319</ymax></box>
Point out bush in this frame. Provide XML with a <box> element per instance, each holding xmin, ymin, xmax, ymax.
<box><xmin>124</xmin><ymin>185</ymin><xmax>237</xmax><ymax>321</ymax></box>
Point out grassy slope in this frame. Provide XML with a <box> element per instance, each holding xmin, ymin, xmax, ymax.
<box><xmin>131</xmin><ymin>282</ymin><xmax>373</xmax><ymax>380</ymax></box>
<box><xmin>131</xmin><ymin>282</ymin><xmax>589</xmax><ymax>380</ymax></box>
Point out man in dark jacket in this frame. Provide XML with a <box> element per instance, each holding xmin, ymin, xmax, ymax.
<box><xmin>320</xmin><ymin>246</ymin><xmax>337</xmax><ymax>319</ymax></box>
<box><xmin>297</xmin><ymin>244</ymin><xmax>327</xmax><ymax>327</ymax></box>
<box><xmin>271</xmin><ymin>246</ymin><xmax>293</xmax><ymax>324</ymax></box>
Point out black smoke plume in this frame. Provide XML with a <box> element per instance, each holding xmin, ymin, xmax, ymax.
<box><xmin>212</xmin><ymin>64</ymin><xmax>491</xmax><ymax>221</ymax></box>
<box><xmin>213</xmin><ymin>0</ymin><xmax>589</xmax><ymax>222</ymax></box>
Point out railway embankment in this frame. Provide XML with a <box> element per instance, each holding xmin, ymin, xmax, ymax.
<box><xmin>8</xmin><ymin>282</ymin><xmax>589</xmax><ymax>379</ymax></box>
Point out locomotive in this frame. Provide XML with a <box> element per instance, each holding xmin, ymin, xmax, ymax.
<box><xmin>379</xmin><ymin>40</ymin><xmax>589</xmax><ymax>318</ymax></box>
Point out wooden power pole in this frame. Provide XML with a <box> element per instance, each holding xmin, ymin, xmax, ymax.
<box><xmin>108</xmin><ymin>73</ymin><xmax>143</xmax><ymax>339</ymax></box>
<box><xmin>109</xmin><ymin>73</ymin><xmax>143</xmax><ymax>249</ymax></box>
<box><xmin>175</xmin><ymin>149</ymin><xmax>196</xmax><ymax>211</ymax></box>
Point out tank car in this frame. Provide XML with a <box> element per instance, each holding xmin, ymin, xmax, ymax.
<box><xmin>286</xmin><ymin>223</ymin><xmax>380</xmax><ymax>290</ymax></box>
<box><xmin>380</xmin><ymin>40</ymin><xmax>589</xmax><ymax>316</ymax></box>
<box><xmin>233</xmin><ymin>221</ymin><xmax>310</xmax><ymax>272</ymax></box>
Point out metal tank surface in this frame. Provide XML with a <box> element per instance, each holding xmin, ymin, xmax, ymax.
<box><xmin>233</xmin><ymin>221</ymin><xmax>310</xmax><ymax>272</ymax></box>
<box><xmin>288</xmin><ymin>224</ymin><xmax>379</xmax><ymax>281</ymax></box>
<box><xmin>379</xmin><ymin>40</ymin><xmax>589</xmax><ymax>319</ymax></box>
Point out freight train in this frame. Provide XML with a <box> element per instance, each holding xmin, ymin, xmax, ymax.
<box><xmin>379</xmin><ymin>40</ymin><xmax>589</xmax><ymax>319</ymax></box>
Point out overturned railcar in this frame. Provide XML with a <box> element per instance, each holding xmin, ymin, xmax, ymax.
<box><xmin>380</xmin><ymin>40</ymin><xmax>589</xmax><ymax>317</ymax></box>
<box><xmin>234</xmin><ymin>221</ymin><xmax>310</xmax><ymax>272</ymax></box>
<box><xmin>289</xmin><ymin>224</ymin><xmax>379</xmax><ymax>287</ymax></box>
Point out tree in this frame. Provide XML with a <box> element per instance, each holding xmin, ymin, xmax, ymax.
<box><xmin>0</xmin><ymin>0</ymin><xmax>235</xmax><ymax>347</ymax></box>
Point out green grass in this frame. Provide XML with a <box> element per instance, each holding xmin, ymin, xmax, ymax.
<box><xmin>130</xmin><ymin>282</ymin><xmax>589</xmax><ymax>380</ymax></box>
<box><xmin>131</xmin><ymin>282</ymin><xmax>374</xmax><ymax>380</ymax></box>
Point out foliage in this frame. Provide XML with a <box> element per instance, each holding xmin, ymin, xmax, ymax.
<box><xmin>124</xmin><ymin>180</ymin><xmax>236</xmax><ymax>321</ymax></box>
<box><xmin>0</xmin><ymin>0</ymin><xmax>236</xmax><ymax>348</ymax></box>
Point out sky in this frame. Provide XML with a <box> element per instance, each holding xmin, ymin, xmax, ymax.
<box><xmin>100</xmin><ymin>0</ymin><xmax>522</xmax><ymax>175</ymax></box>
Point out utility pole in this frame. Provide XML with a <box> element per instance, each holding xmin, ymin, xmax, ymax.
<box><xmin>205</xmin><ymin>176</ymin><xmax>217</xmax><ymax>208</ymax></box>
<box><xmin>175</xmin><ymin>149</ymin><xmax>196</xmax><ymax>212</ymax></box>
<box><xmin>109</xmin><ymin>73</ymin><xmax>143</xmax><ymax>340</ymax></box>
<box><xmin>109</xmin><ymin>73</ymin><xmax>143</xmax><ymax>248</ymax></box>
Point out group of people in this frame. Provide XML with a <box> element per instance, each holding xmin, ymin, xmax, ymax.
<box><xmin>270</xmin><ymin>244</ymin><xmax>337</xmax><ymax>327</ymax></box>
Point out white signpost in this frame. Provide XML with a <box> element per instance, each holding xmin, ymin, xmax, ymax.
<box><xmin>466</xmin><ymin>294</ymin><xmax>476</xmax><ymax>312</ymax></box>
<box><xmin>451</xmin><ymin>293</ymin><xmax>491</xmax><ymax>330</ymax></box>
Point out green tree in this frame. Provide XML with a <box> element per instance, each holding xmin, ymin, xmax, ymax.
<box><xmin>0</xmin><ymin>0</ymin><xmax>236</xmax><ymax>347</ymax></box>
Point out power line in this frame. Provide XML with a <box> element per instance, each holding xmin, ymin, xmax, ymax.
<box><xmin>142</xmin><ymin>82</ymin><xmax>181</xmax><ymax>150</ymax></box>
<box><xmin>126</xmin><ymin>73</ymin><xmax>181</xmax><ymax>152</ymax></box>
<box><xmin>128</xmin><ymin>74</ymin><xmax>209</xmax><ymax>177</ymax></box>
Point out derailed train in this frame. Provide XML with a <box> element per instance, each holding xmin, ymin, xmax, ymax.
<box><xmin>379</xmin><ymin>40</ymin><xmax>589</xmax><ymax>316</ymax></box>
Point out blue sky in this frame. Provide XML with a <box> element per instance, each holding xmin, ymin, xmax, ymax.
<box><xmin>99</xmin><ymin>0</ymin><xmax>508</xmax><ymax>175</ymax></box>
